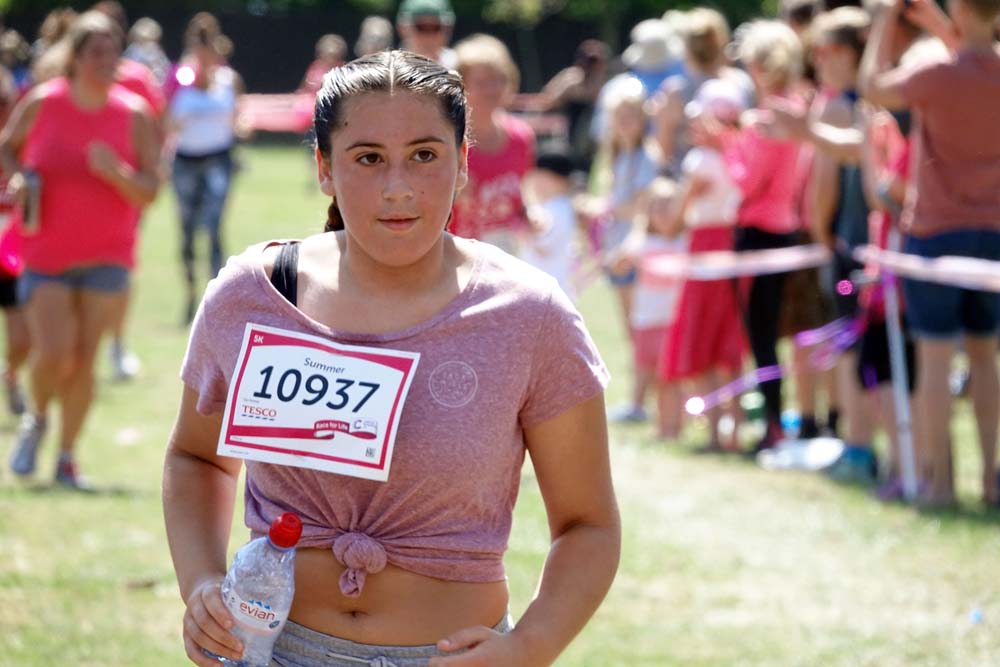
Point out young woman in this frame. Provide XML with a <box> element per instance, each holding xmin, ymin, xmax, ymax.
<box><xmin>164</xmin><ymin>51</ymin><xmax>620</xmax><ymax>667</ymax></box>
<box><xmin>0</xmin><ymin>11</ymin><xmax>159</xmax><ymax>488</ymax></box>
<box><xmin>168</xmin><ymin>13</ymin><xmax>244</xmax><ymax>323</ymax></box>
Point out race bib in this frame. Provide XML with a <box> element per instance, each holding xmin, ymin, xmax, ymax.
<box><xmin>219</xmin><ymin>323</ymin><xmax>420</xmax><ymax>482</ymax></box>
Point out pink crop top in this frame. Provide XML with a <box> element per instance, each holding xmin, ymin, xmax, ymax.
<box><xmin>181</xmin><ymin>238</ymin><xmax>609</xmax><ymax>597</ymax></box>
<box><xmin>15</xmin><ymin>77</ymin><xmax>144</xmax><ymax>274</ymax></box>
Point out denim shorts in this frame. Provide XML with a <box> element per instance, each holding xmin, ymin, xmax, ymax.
<box><xmin>17</xmin><ymin>265</ymin><xmax>130</xmax><ymax>304</ymax></box>
<box><xmin>901</xmin><ymin>230</ymin><xmax>1000</xmax><ymax>338</ymax></box>
<box><xmin>271</xmin><ymin>613</ymin><xmax>514</xmax><ymax>667</ymax></box>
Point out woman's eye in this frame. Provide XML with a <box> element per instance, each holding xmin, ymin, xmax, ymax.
<box><xmin>413</xmin><ymin>149</ymin><xmax>436</xmax><ymax>163</ymax></box>
<box><xmin>357</xmin><ymin>153</ymin><xmax>381</xmax><ymax>166</ymax></box>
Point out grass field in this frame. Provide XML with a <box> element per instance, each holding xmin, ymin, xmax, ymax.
<box><xmin>0</xmin><ymin>144</ymin><xmax>998</xmax><ymax>667</ymax></box>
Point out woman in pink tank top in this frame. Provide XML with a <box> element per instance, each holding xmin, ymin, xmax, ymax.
<box><xmin>164</xmin><ymin>51</ymin><xmax>619</xmax><ymax>667</ymax></box>
<box><xmin>0</xmin><ymin>11</ymin><xmax>159</xmax><ymax>489</ymax></box>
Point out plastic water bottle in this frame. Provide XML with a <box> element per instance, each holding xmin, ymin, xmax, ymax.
<box><xmin>210</xmin><ymin>512</ymin><xmax>302</xmax><ymax>667</ymax></box>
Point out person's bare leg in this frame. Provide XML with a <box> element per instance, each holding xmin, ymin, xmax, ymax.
<box><xmin>4</xmin><ymin>307</ymin><xmax>30</xmax><ymax>377</ymax></box>
<box><xmin>58</xmin><ymin>289</ymin><xmax>127</xmax><ymax>456</ymax></box>
<box><xmin>824</xmin><ymin>365</ymin><xmax>840</xmax><ymax>436</ymax></box>
<box><xmin>964</xmin><ymin>333</ymin><xmax>999</xmax><ymax>504</ymax></box>
<box><xmin>792</xmin><ymin>342</ymin><xmax>818</xmax><ymax>434</ymax></box>
<box><xmin>24</xmin><ymin>283</ymin><xmax>77</xmax><ymax>417</ymax></box>
<box><xmin>913</xmin><ymin>337</ymin><xmax>958</xmax><ymax>506</ymax></box>
<box><xmin>632</xmin><ymin>365</ymin><xmax>653</xmax><ymax>414</ymax></box>
<box><xmin>2</xmin><ymin>306</ymin><xmax>31</xmax><ymax>415</ymax></box>
<box><xmin>656</xmin><ymin>379</ymin><xmax>682</xmax><ymax>440</ymax></box>
<box><xmin>109</xmin><ymin>284</ymin><xmax>140</xmax><ymax>379</ymax></box>
<box><xmin>837</xmin><ymin>350</ymin><xmax>875</xmax><ymax>446</ymax></box>
<box><xmin>876</xmin><ymin>384</ymin><xmax>900</xmax><ymax>481</ymax></box>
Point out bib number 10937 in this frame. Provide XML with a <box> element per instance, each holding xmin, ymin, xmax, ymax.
<box><xmin>219</xmin><ymin>323</ymin><xmax>420</xmax><ymax>482</ymax></box>
<box><xmin>252</xmin><ymin>366</ymin><xmax>380</xmax><ymax>413</ymax></box>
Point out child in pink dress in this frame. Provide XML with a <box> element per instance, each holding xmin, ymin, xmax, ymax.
<box><xmin>658</xmin><ymin>79</ymin><xmax>748</xmax><ymax>451</ymax></box>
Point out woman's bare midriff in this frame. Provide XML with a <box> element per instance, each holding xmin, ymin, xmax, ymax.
<box><xmin>289</xmin><ymin>547</ymin><xmax>510</xmax><ymax>645</ymax></box>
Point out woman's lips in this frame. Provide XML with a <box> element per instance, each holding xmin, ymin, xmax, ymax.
<box><xmin>378</xmin><ymin>217</ymin><xmax>418</xmax><ymax>231</ymax></box>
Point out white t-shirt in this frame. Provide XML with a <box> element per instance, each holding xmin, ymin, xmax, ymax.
<box><xmin>520</xmin><ymin>195</ymin><xmax>578</xmax><ymax>299</ymax></box>
<box><xmin>681</xmin><ymin>147</ymin><xmax>742</xmax><ymax>228</ymax></box>
<box><xmin>631</xmin><ymin>234</ymin><xmax>686</xmax><ymax>330</ymax></box>
<box><xmin>170</xmin><ymin>66</ymin><xmax>238</xmax><ymax>156</ymax></box>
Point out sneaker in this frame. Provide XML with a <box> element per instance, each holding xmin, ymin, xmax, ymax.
<box><xmin>110</xmin><ymin>341</ymin><xmax>141</xmax><ymax>381</ymax></box>
<box><xmin>875</xmin><ymin>477</ymin><xmax>905</xmax><ymax>502</ymax></box>
<box><xmin>10</xmin><ymin>414</ymin><xmax>46</xmax><ymax>476</ymax></box>
<box><xmin>608</xmin><ymin>404</ymin><xmax>648</xmax><ymax>423</ymax></box>
<box><xmin>5</xmin><ymin>382</ymin><xmax>25</xmax><ymax>417</ymax></box>
<box><xmin>823</xmin><ymin>446</ymin><xmax>878</xmax><ymax>486</ymax></box>
<box><xmin>54</xmin><ymin>456</ymin><xmax>92</xmax><ymax>491</ymax></box>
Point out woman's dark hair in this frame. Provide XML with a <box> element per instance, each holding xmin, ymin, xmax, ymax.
<box><xmin>314</xmin><ymin>49</ymin><xmax>468</xmax><ymax>232</ymax></box>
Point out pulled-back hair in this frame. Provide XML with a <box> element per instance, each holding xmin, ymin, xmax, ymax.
<box><xmin>313</xmin><ymin>50</ymin><xmax>468</xmax><ymax>232</ymax></box>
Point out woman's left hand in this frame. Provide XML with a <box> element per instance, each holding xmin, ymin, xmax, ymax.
<box><xmin>87</xmin><ymin>141</ymin><xmax>121</xmax><ymax>180</ymax></box>
<box><xmin>429</xmin><ymin>625</ymin><xmax>529</xmax><ymax>667</ymax></box>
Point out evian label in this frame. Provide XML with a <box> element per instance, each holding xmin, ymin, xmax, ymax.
<box><xmin>225</xmin><ymin>591</ymin><xmax>286</xmax><ymax>634</ymax></box>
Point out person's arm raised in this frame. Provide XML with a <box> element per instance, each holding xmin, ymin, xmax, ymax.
<box><xmin>163</xmin><ymin>385</ymin><xmax>245</xmax><ymax>667</ymax></box>
<box><xmin>87</xmin><ymin>102</ymin><xmax>161</xmax><ymax>206</ymax></box>
<box><xmin>430</xmin><ymin>393</ymin><xmax>620</xmax><ymax>667</ymax></box>
<box><xmin>858</xmin><ymin>0</ymin><xmax>909</xmax><ymax>110</ymax></box>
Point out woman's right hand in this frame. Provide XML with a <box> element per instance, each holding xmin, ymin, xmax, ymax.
<box><xmin>4</xmin><ymin>170</ymin><xmax>29</xmax><ymax>208</ymax></box>
<box><xmin>182</xmin><ymin>576</ymin><xmax>244</xmax><ymax>666</ymax></box>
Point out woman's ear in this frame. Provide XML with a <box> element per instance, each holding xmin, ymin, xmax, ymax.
<box><xmin>315</xmin><ymin>148</ymin><xmax>336</xmax><ymax>197</ymax></box>
<box><xmin>455</xmin><ymin>141</ymin><xmax>470</xmax><ymax>193</ymax></box>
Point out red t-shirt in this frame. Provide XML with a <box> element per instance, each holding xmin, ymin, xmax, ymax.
<box><xmin>452</xmin><ymin>114</ymin><xmax>535</xmax><ymax>240</ymax></box>
<box><xmin>899</xmin><ymin>49</ymin><xmax>1000</xmax><ymax>237</ymax></box>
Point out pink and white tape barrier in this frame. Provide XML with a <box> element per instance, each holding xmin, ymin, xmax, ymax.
<box><xmin>853</xmin><ymin>245</ymin><xmax>1000</xmax><ymax>293</ymax></box>
<box><xmin>640</xmin><ymin>243</ymin><xmax>831</xmax><ymax>285</ymax></box>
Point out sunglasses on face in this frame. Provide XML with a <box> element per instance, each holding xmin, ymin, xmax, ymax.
<box><xmin>413</xmin><ymin>22</ymin><xmax>444</xmax><ymax>34</ymax></box>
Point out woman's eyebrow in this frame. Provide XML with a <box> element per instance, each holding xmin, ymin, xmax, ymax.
<box><xmin>345</xmin><ymin>136</ymin><xmax>447</xmax><ymax>151</ymax></box>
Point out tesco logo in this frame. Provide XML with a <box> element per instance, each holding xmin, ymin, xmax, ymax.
<box><xmin>242</xmin><ymin>404</ymin><xmax>277</xmax><ymax>418</ymax></box>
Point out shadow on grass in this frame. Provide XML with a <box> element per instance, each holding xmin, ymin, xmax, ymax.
<box><xmin>0</xmin><ymin>479</ymin><xmax>151</xmax><ymax>498</ymax></box>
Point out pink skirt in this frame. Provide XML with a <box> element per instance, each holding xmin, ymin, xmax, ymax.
<box><xmin>658</xmin><ymin>225</ymin><xmax>747</xmax><ymax>381</ymax></box>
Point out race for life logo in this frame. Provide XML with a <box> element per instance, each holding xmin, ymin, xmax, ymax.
<box><xmin>428</xmin><ymin>361</ymin><xmax>478</xmax><ymax>408</ymax></box>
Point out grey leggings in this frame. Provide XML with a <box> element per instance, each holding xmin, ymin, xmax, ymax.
<box><xmin>270</xmin><ymin>613</ymin><xmax>514</xmax><ymax>667</ymax></box>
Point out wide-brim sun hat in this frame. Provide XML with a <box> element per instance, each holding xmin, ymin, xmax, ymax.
<box><xmin>622</xmin><ymin>18</ymin><xmax>681</xmax><ymax>72</ymax></box>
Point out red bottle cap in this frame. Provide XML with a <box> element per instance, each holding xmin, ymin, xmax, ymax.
<box><xmin>268</xmin><ymin>512</ymin><xmax>302</xmax><ymax>549</ymax></box>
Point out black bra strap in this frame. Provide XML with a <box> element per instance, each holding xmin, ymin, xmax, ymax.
<box><xmin>270</xmin><ymin>242</ymin><xmax>299</xmax><ymax>306</ymax></box>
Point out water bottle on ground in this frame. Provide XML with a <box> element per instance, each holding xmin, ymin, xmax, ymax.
<box><xmin>209</xmin><ymin>512</ymin><xmax>302</xmax><ymax>667</ymax></box>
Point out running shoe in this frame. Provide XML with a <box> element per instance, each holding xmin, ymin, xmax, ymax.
<box><xmin>110</xmin><ymin>340</ymin><xmax>141</xmax><ymax>381</ymax></box>
<box><xmin>10</xmin><ymin>413</ymin><xmax>46</xmax><ymax>476</ymax></box>
<box><xmin>823</xmin><ymin>446</ymin><xmax>878</xmax><ymax>486</ymax></box>
<box><xmin>607</xmin><ymin>405</ymin><xmax>648</xmax><ymax>423</ymax></box>
<box><xmin>55</xmin><ymin>456</ymin><xmax>92</xmax><ymax>491</ymax></box>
